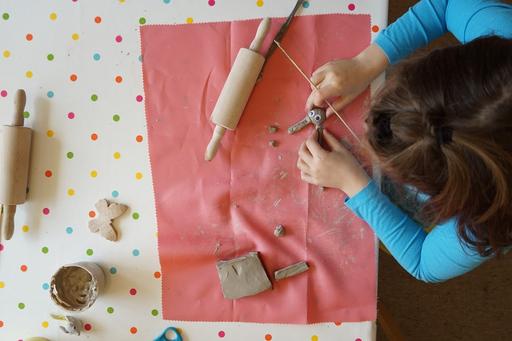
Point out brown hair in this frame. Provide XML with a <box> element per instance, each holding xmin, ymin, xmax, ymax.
<box><xmin>365</xmin><ymin>36</ymin><xmax>512</xmax><ymax>257</ymax></box>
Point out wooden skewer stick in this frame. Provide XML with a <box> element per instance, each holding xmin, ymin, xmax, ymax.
<box><xmin>273</xmin><ymin>40</ymin><xmax>361</xmax><ymax>144</ymax></box>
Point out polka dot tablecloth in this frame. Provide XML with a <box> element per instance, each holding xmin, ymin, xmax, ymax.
<box><xmin>0</xmin><ymin>0</ymin><xmax>386</xmax><ymax>340</ymax></box>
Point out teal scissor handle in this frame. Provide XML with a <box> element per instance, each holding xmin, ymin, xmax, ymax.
<box><xmin>153</xmin><ymin>327</ymin><xmax>183</xmax><ymax>341</ymax></box>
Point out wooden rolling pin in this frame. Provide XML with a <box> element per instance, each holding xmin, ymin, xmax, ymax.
<box><xmin>205</xmin><ymin>17</ymin><xmax>271</xmax><ymax>161</ymax></box>
<box><xmin>0</xmin><ymin>89</ymin><xmax>32</xmax><ymax>240</ymax></box>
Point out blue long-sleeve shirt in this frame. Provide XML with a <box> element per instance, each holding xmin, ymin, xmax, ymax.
<box><xmin>348</xmin><ymin>0</ymin><xmax>512</xmax><ymax>282</ymax></box>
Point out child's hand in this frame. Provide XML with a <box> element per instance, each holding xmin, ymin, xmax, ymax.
<box><xmin>297</xmin><ymin>129</ymin><xmax>370</xmax><ymax>198</ymax></box>
<box><xmin>305</xmin><ymin>43</ymin><xmax>389</xmax><ymax>117</ymax></box>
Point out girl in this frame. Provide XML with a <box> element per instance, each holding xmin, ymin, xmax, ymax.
<box><xmin>297</xmin><ymin>0</ymin><xmax>512</xmax><ymax>282</ymax></box>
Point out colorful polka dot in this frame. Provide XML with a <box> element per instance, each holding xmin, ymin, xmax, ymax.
<box><xmin>355</xmin><ymin>339</ymin><xmax>362</xmax><ymax>341</ymax></box>
<box><xmin>91</xmin><ymin>133</ymin><xmax>98</xmax><ymax>141</ymax></box>
<box><xmin>26</xmin><ymin>71</ymin><xmax>33</xmax><ymax>78</ymax></box>
<box><xmin>372</xmin><ymin>25</ymin><xmax>380</xmax><ymax>33</ymax></box>
<box><xmin>0</xmin><ymin>244</ymin><xmax>3</xmax><ymax>251</ymax></box>
<box><xmin>20</xmin><ymin>265</ymin><xmax>27</xmax><ymax>272</ymax></box>
<box><xmin>110</xmin><ymin>267</ymin><xmax>117</xmax><ymax>274</ymax></box>
<box><xmin>132</xmin><ymin>212</ymin><xmax>139</xmax><ymax>220</ymax></box>
<box><xmin>107</xmin><ymin>307</ymin><xmax>114</xmax><ymax>314</ymax></box>
<box><xmin>84</xmin><ymin>324</ymin><xmax>92</xmax><ymax>331</ymax></box>
<box><xmin>334</xmin><ymin>322</ymin><xmax>342</xmax><ymax>326</ymax></box>
<box><xmin>42</xmin><ymin>247</ymin><xmax>49</xmax><ymax>254</ymax></box>
<box><xmin>311</xmin><ymin>336</ymin><xmax>318</xmax><ymax>341</ymax></box>
<box><xmin>136</xmin><ymin>95</ymin><xmax>143</xmax><ymax>102</ymax></box>
<box><xmin>47</xmin><ymin>54</ymin><xmax>54</xmax><ymax>61</ymax></box>
<box><xmin>265</xmin><ymin>334</ymin><xmax>272</xmax><ymax>341</ymax></box>
<box><xmin>26</xmin><ymin>34</ymin><xmax>33</xmax><ymax>41</ymax></box>
<box><xmin>0</xmin><ymin>91</ymin><xmax>7</xmax><ymax>97</ymax></box>
<box><xmin>136</xmin><ymin>135</ymin><xmax>143</xmax><ymax>142</ymax></box>
<box><xmin>70</xmin><ymin>74</ymin><xmax>77</xmax><ymax>81</ymax></box>
<box><xmin>67</xmin><ymin>151</ymin><xmax>74</xmax><ymax>159</ymax></box>
<box><xmin>154</xmin><ymin>271</ymin><xmax>161</xmax><ymax>278</ymax></box>
<box><xmin>115</xmin><ymin>76</ymin><xmax>123</xmax><ymax>83</ymax></box>
<box><xmin>139</xmin><ymin>17</ymin><xmax>146</xmax><ymax>25</ymax></box>
<box><xmin>130</xmin><ymin>327</ymin><xmax>137</xmax><ymax>334</ymax></box>
<box><xmin>113</xmin><ymin>114</ymin><xmax>120</xmax><ymax>122</ymax></box>
<box><xmin>163</xmin><ymin>0</ymin><xmax>170</xmax><ymax>3</ymax></box>
<box><xmin>0</xmin><ymin>321</ymin><xmax>3</xmax><ymax>328</ymax></box>
<box><xmin>91</xmin><ymin>170</ymin><xmax>98</xmax><ymax>178</ymax></box>
<box><xmin>115</xmin><ymin>35</ymin><xmax>123</xmax><ymax>43</ymax></box>
<box><xmin>47</xmin><ymin>130</ymin><xmax>54</xmax><ymax>137</ymax></box>
<box><xmin>22</xmin><ymin>225</ymin><xmax>29</xmax><ymax>232</ymax></box>
<box><xmin>94</xmin><ymin>16</ymin><xmax>101</xmax><ymax>24</ymax></box>
<box><xmin>42</xmin><ymin>321</ymin><xmax>49</xmax><ymax>328</ymax></box>
<box><xmin>0</xmin><ymin>282</ymin><xmax>4</xmax><ymax>288</ymax></box>
<box><xmin>93</xmin><ymin>53</ymin><xmax>101</xmax><ymax>61</ymax></box>
<box><xmin>68</xmin><ymin>112</ymin><xmax>75</xmax><ymax>119</ymax></box>
<box><xmin>68</xmin><ymin>189</ymin><xmax>75</xmax><ymax>196</ymax></box>
<box><xmin>2</xmin><ymin>13</ymin><xmax>9</xmax><ymax>20</ymax></box>
<box><xmin>45</xmin><ymin>170</ymin><xmax>52</xmax><ymax>177</ymax></box>
<box><xmin>3</xmin><ymin>51</ymin><xmax>9</xmax><ymax>58</ymax></box>
<box><xmin>256</xmin><ymin>1</ymin><xmax>264</xmax><ymax>7</ymax></box>
<box><xmin>112</xmin><ymin>190</ymin><xmax>119</xmax><ymax>197</ymax></box>
<box><xmin>66</xmin><ymin>227</ymin><xmax>73</xmax><ymax>234</ymax></box>
<box><xmin>86</xmin><ymin>249</ymin><xmax>93</xmax><ymax>256</ymax></box>
<box><xmin>132</xmin><ymin>249</ymin><xmax>140</xmax><ymax>256</ymax></box>
<box><xmin>72</xmin><ymin>33</ymin><xmax>79</xmax><ymax>40</ymax></box>
<box><xmin>208</xmin><ymin>0</ymin><xmax>215</xmax><ymax>6</ymax></box>
<box><xmin>151</xmin><ymin>309</ymin><xmax>159</xmax><ymax>316</ymax></box>
<box><xmin>303</xmin><ymin>1</ymin><xmax>310</xmax><ymax>8</ymax></box>
<box><xmin>23</xmin><ymin>111</ymin><xmax>30</xmax><ymax>118</ymax></box>
<box><xmin>50</xmin><ymin>13</ymin><xmax>57</xmax><ymax>20</ymax></box>
<box><xmin>42</xmin><ymin>283</ymin><xmax>50</xmax><ymax>290</ymax></box>
<box><xmin>113</xmin><ymin>152</ymin><xmax>121</xmax><ymax>159</ymax></box>
<box><xmin>47</xmin><ymin>91</ymin><xmax>54</xmax><ymax>98</ymax></box>
<box><xmin>218</xmin><ymin>331</ymin><xmax>225</xmax><ymax>338</ymax></box>
<box><xmin>89</xmin><ymin>211</ymin><xmax>96</xmax><ymax>218</ymax></box>
<box><xmin>130</xmin><ymin>288</ymin><xmax>137</xmax><ymax>295</ymax></box>
<box><xmin>18</xmin><ymin>303</ymin><xmax>25</xmax><ymax>309</ymax></box>
<box><xmin>91</xmin><ymin>94</ymin><xmax>98</xmax><ymax>101</ymax></box>
<box><xmin>43</xmin><ymin>208</ymin><xmax>50</xmax><ymax>215</ymax></box>
<box><xmin>348</xmin><ymin>3</ymin><xmax>355</xmax><ymax>11</ymax></box>
<box><xmin>186</xmin><ymin>17</ymin><xmax>194</xmax><ymax>24</ymax></box>
<box><xmin>135</xmin><ymin>172</ymin><xmax>143</xmax><ymax>180</ymax></box>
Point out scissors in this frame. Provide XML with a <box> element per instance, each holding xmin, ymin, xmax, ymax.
<box><xmin>153</xmin><ymin>327</ymin><xmax>183</xmax><ymax>341</ymax></box>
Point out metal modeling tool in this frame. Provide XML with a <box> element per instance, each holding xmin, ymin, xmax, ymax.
<box><xmin>256</xmin><ymin>0</ymin><xmax>304</xmax><ymax>82</ymax></box>
<box><xmin>154</xmin><ymin>327</ymin><xmax>183</xmax><ymax>341</ymax></box>
<box><xmin>288</xmin><ymin>107</ymin><xmax>326</xmax><ymax>145</ymax></box>
<box><xmin>273</xmin><ymin>40</ymin><xmax>362</xmax><ymax>143</ymax></box>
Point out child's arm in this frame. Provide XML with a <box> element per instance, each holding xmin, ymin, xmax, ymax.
<box><xmin>346</xmin><ymin>180</ymin><xmax>491</xmax><ymax>283</ymax></box>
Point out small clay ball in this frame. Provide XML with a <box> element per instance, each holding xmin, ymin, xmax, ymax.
<box><xmin>269</xmin><ymin>126</ymin><xmax>278</xmax><ymax>133</ymax></box>
<box><xmin>274</xmin><ymin>225</ymin><xmax>285</xmax><ymax>237</ymax></box>
<box><xmin>269</xmin><ymin>140</ymin><xmax>277</xmax><ymax>147</ymax></box>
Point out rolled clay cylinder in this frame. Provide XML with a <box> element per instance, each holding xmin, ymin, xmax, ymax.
<box><xmin>205</xmin><ymin>17</ymin><xmax>271</xmax><ymax>161</ymax></box>
<box><xmin>0</xmin><ymin>89</ymin><xmax>31</xmax><ymax>240</ymax></box>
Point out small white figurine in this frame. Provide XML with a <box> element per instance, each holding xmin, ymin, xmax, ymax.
<box><xmin>51</xmin><ymin>314</ymin><xmax>84</xmax><ymax>336</ymax></box>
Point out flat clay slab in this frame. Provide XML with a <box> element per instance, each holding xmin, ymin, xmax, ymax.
<box><xmin>274</xmin><ymin>261</ymin><xmax>309</xmax><ymax>281</ymax></box>
<box><xmin>216</xmin><ymin>251</ymin><xmax>272</xmax><ymax>300</ymax></box>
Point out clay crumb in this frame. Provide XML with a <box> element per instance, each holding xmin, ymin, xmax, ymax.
<box><xmin>213</xmin><ymin>242</ymin><xmax>221</xmax><ymax>255</ymax></box>
<box><xmin>319</xmin><ymin>186</ymin><xmax>325</xmax><ymax>192</ymax></box>
<box><xmin>268</xmin><ymin>126</ymin><xmax>278</xmax><ymax>133</ymax></box>
<box><xmin>274</xmin><ymin>225</ymin><xmax>285</xmax><ymax>237</ymax></box>
<box><xmin>234</xmin><ymin>205</ymin><xmax>239</xmax><ymax>208</ymax></box>
<box><xmin>269</xmin><ymin>140</ymin><xmax>277</xmax><ymax>147</ymax></box>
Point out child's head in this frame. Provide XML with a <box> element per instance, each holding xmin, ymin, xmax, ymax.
<box><xmin>365</xmin><ymin>36</ymin><xmax>512</xmax><ymax>256</ymax></box>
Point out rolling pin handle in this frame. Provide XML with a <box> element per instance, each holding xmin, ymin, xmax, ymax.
<box><xmin>249</xmin><ymin>17</ymin><xmax>271</xmax><ymax>53</ymax></box>
<box><xmin>12</xmin><ymin>89</ymin><xmax>27</xmax><ymax>127</ymax></box>
<box><xmin>2</xmin><ymin>204</ymin><xmax>16</xmax><ymax>240</ymax></box>
<box><xmin>205</xmin><ymin>125</ymin><xmax>227</xmax><ymax>161</ymax></box>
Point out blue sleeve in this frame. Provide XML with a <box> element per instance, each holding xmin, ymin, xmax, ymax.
<box><xmin>374</xmin><ymin>0</ymin><xmax>512</xmax><ymax>65</ymax></box>
<box><xmin>345</xmin><ymin>180</ymin><xmax>491</xmax><ymax>283</ymax></box>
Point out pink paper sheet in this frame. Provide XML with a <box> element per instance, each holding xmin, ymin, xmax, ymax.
<box><xmin>140</xmin><ymin>14</ymin><xmax>376</xmax><ymax>324</ymax></box>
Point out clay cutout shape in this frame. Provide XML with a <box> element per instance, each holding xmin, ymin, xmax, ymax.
<box><xmin>274</xmin><ymin>261</ymin><xmax>309</xmax><ymax>281</ymax></box>
<box><xmin>274</xmin><ymin>225</ymin><xmax>285</xmax><ymax>237</ymax></box>
<box><xmin>216</xmin><ymin>251</ymin><xmax>272</xmax><ymax>299</ymax></box>
<box><xmin>51</xmin><ymin>313</ymin><xmax>83</xmax><ymax>336</ymax></box>
<box><xmin>88</xmin><ymin>199</ymin><xmax>127</xmax><ymax>241</ymax></box>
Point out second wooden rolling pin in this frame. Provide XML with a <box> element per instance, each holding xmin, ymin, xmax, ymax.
<box><xmin>205</xmin><ymin>17</ymin><xmax>271</xmax><ymax>161</ymax></box>
<box><xmin>0</xmin><ymin>89</ymin><xmax>32</xmax><ymax>240</ymax></box>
